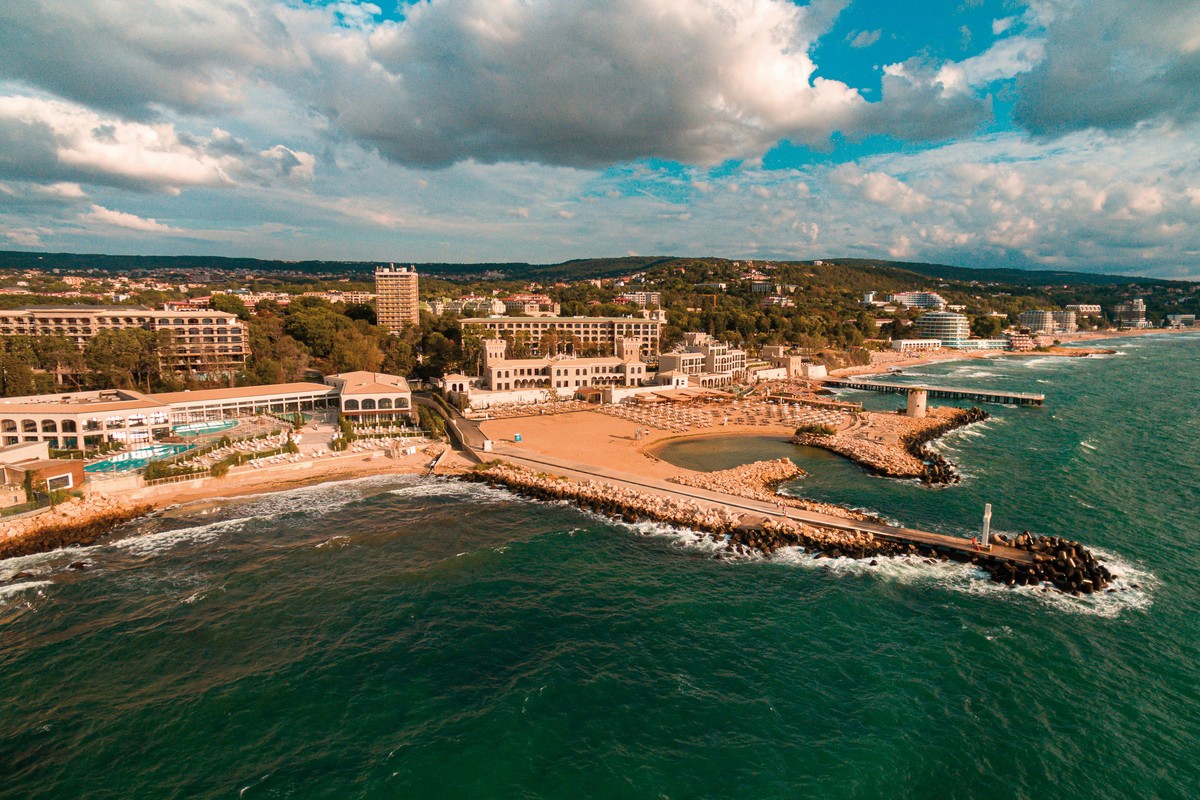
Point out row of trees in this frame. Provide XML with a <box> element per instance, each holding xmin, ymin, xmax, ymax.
<box><xmin>0</xmin><ymin>330</ymin><xmax>179</xmax><ymax>397</ymax></box>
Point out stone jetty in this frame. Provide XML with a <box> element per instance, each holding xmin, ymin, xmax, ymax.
<box><xmin>463</xmin><ymin>461</ymin><xmax>1117</xmax><ymax>594</ymax></box>
<box><xmin>0</xmin><ymin>495</ymin><xmax>151</xmax><ymax>561</ymax></box>
<box><xmin>979</xmin><ymin>531</ymin><xmax>1116</xmax><ymax>595</ymax></box>
<box><xmin>791</xmin><ymin>407</ymin><xmax>988</xmax><ymax>484</ymax></box>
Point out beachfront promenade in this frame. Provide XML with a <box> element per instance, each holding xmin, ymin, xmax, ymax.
<box><xmin>821</xmin><ymin>377</ymin><xmax>1045</xmax><ymax>406</ymax></box>
<box><xmin>417</xmin><ymin>395</ymin><xmax>1035</xmax><ymax>566</ymax></box>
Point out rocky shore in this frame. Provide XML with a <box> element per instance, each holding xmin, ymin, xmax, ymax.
<box><xmin>463</xmin><ymin>461</ymin><xmax>1119</xmax><ymax>594</ymax></box>
<box><xmin>791</xmin><ymin>407</ymin><xmax>988</xmax><ymax>484</ymax></box>
<box><xmin>668</xmin><ymin>458</ymin><xmax>878</xmax><ymax>523</ymax></box>
<box><xmin>1</xmin><ymin>494</ymin><xmax>150</xmax><ymax>561</ymax></box>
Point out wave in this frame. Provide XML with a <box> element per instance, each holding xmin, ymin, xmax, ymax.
<box><xmin>0</xmin><ymin>579</ymin><xmax>53</xmax><ymax>601</ymax></box>
<box><xmin>620</xmin><ymin>515</ymin><xmax>1155</xmax><ymax>618</ymax></box>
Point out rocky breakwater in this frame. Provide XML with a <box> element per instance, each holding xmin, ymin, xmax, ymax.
<box><xmin>464</xmin><ymin>462</ymin><xmax>924</xmax><ymax>562</ymax></box>
<box><xmin>0</xmin><ymin>494</ymin><xmax>151</xmax><ymax>562</ymax></box>
<box><xmin>669</xmin><ymin>459</ymin><xmax>879</xmax><ymax>523</ymax></box>
<box><xmin>464</xmin><ymin>461</ymin><xmax>1117</xmax><ymax>595</ymax></box>
<box><xmin>902</xmin><ymin>407</ymin><xmax>988</xmax><ymax>484</ymax></box>
<box><xmin>980</xmin><ymin>531</ymin><xmax>1118</xmax><ymax>595</ymax></box>
<box><xmin>791</xmin><ymin>407</ymin><xmax>988</xmax><ymax>484</ymax></box>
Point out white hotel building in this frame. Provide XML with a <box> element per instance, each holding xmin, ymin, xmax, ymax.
<box><xmin>914</xmin><ymin>311</ymin><xmax>971</xmax><ymax>347</ymax></box>
<box><xmin>0</xmin><ymin>373</ymin><xmax>412</xmax><ymax>449</ymax></box>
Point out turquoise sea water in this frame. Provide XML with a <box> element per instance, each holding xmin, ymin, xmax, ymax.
<box><xmin>3</xmin><ymin>333</ymin><xmax>1199</xmax><ymax>798</ymax></box>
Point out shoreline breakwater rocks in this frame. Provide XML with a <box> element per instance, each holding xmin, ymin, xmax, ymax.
<box><xmin>462</xmin><ymin>461</ymin><xmax>1116</xmax><ymax>594</ymax></box>
<box><xmin>980</xmin><ymin>531</ymin><xmax>1116</xmax><ymax>595</ymax></box>
<box><xmin>1</xmin><ymin>495</ymin><xmax>151</xmax><ymax>562</ymax></box>
<box><xmin>791</xmin><ymin>407</ymin><xmax>989</xmax><ymax>484</ymax></box>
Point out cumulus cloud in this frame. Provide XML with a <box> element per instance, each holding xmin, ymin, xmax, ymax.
<box><xmin>0</xmin><ymin>95</ymin><xmax>314</xmax><ymax>192</ymax></box>
<box><xmin>0</xmin><ymin>0</ymin><xmax>301</xmax><ymax>116</ymax></box>
<box><xmin>1014</xmin><ymin>0</ymin><xmax>1200</xmax><ymax>134</ymax></box>
<box><xmin>319</xmin><ymin>0</ymin><xmax>866</xmax><ymax>167</ymax></box>
<box><xmin>860</xmin><ymin>58</ymin><xmax>991</xmax><ymax>140</ymax></box>
<box><xmin>80</xmin><ymin>204</ymin><xmax>181</xmax><ymax>232</ymax></box>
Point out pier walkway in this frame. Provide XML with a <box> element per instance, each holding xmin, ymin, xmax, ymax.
<box><xmin>822</xmin><ymin>378</ymin><xmax>1044</xmax><ymax>406</ymax></box>
<box><xmin>487</xmin><ymin>443</ymin><xmax>1035</xmax><ymax>567</ymax></box>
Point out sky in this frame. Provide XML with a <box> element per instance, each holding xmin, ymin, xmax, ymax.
<box><xmin>1</xmin><ymin>0</ymin><xmax>1199</xmax><ymax>278</ymax></box>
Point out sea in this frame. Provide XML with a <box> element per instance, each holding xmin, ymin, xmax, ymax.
<box><xmin>2</xmin><ymin>332</ymin><xmax>1198</xmax><ymax>799</ymax></box>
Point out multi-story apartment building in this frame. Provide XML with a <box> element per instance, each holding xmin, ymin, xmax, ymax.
<box><xmin>501</xmin><ymin>294</ymin><xmax>560</xmax><ymax>316</ymax></box>
<box><xmin>427</xmin><ymin>295</ymin><xmax>506</xmax><ymax>317</ymax></box>
<box><xmin>375</xmin><ymin>264</ymin><xmax>420</xmax><ymax>332</ymax></box>
<box><xmin>1114</xmin><ymin>299</ymin><xmax>1148</xmax><ymax>328</ymax></box>
<box><xmin>617</xmin><ymin>291</ymin><xmax>662</xmax><ymax>308</ymax></box>
<box><xmin>1066</xmin><ymin>304</ymin><xmax>1102</xmax><ymax>317</ymax></box>
<box><xmin>0</xmin><ymin>306</ymin><xmax>248</xmax><ymax>374</ymax></box>
<box><xmin>657</xmin><ymin>332</ymin><xmax>747</xmax><ymax>386</ymax></box>
<box><xmin>461</xmin><ymin>316</ymin><xmax>663</xmax><ymax>358</ymax></box>
<box><xmin>889</xmin><ymin>291</ymin><xmax>947</xmax><ymax>309</ymax></box>
<box><xmin>1018</xmin><ymin>310</ymin><xmax>1077</xmax><ymax>334</ymax></box>
<box><xmin>914</xmin><ymin>311</ymin><xmax>970</xmax><ymax>347</ymax></box>
<box><xmin>303</xmin><ymin>291</ymin><xmax>377</xmax><ymax>305</ymax></box>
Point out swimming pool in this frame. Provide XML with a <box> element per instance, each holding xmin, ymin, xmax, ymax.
<box><xmin>85</xmin><ymin>444</ymin><xmax>194</xmax><ymax>473</ymax></box>
<box><xmin>172</xmin><ymin>419</ymin><xmax>238</xmax><ymax>436</ymax></box>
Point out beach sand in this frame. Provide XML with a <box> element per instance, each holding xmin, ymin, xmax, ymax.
<box><xmin>479</xmin><ymin>410</ymin><xmax>797</xmax><ymax>481</ymax></box>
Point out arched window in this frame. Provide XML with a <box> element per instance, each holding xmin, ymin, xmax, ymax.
<box><xmin>378</xmin><ymin>398</ymin><xmax>393</xmax><ymax>409</ymax></box>
<box><xmin>0</xmin><ymin>419</ymin><xmax>15</xmax><ymax>433</ymax></box>
<box><xmin>41</xmin><ymin>420</ymin><xmax>58</xmax><ymax>432</ymax></box>
<box><xmin>361</xmin><ymin>399</ymin><xmax>376</xmax><ymax>410</ymax></box>
<box><xmin>61</xmin><ymin>420</ymin><xmax>77</xmax><ymax>433</ymax></box>
<box><xmin>22</xmin><ymin>420</ymin><xmax>37</xmax><ymax>433</ymax></box>
<box><xmin>344</xmin><ymin>399</ymin><xmax>359</xmax><ymax>411</ymax></box>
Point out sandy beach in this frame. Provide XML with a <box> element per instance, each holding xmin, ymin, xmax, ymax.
<box><xmin>479</xmin><ymin>409</ymin><xmax>798</xmax><ymax>482</ymax></box>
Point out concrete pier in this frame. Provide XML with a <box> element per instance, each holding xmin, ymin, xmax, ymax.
<box><xmin>822</xmin><ymin>378</ymin><xmax>1044</xmax><ymax>406</ymax></box>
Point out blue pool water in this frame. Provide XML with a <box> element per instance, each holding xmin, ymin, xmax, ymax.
<box><xmin>173</xmin><ymin>419</ymin><xmax>238</xmax><ymax>436</ymax></box>
<box><xmin>84</xmin><ymin>444</ymin><xmax>193</xmax><ymax>473</ymax></box>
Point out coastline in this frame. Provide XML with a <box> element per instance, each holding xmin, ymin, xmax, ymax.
<box><xmin>828</xmin><ymin>327</ymin><xmax>1177</xmax><ymax>379</ymax></box>
<box><xmin>1</xmin><ymin>447</ymin><xmax>474</xmax><ymax>563</ymax></box>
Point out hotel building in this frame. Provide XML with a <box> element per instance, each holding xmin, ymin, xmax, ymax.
<box><xmin>476</xmin><ymin>338</ymin><xmax>647</xmax><ymax>393</ymax></box>
<box><xmin>914</xmin><ymin>311</ymin><xmax>970</xmax><ymax>347</ymax></box>
<box><xmin>0</xmin><ymin>306</ymin><xmax>249</xmax><ymax>374</ymax></box>
<box><xmin>0</xmin><ymin>373</ymin><xmax>412</xmax><ymax>449</ymax></box>
<box><xmin>1114</xmin><ymin>299</ymin><xmax>1148</xmax><ymax>328</ymax></box>
<box><xmin>657</xmin><ymin>332</ymin><xmax>747</xmax><ymax>387</ymax></box>
<box><xmin>461</xmin><ymin>316</ymin><xmax>664</xmax><ymax>358</ymax></box>
<box><xmin>375</xmin><ymin>264</ymin><xmax>420</xmax><ymax>332</ymax></box>
<box><xmin>1018</xmin><ymin>310</ymin><xmax>1077</xmax><ymax>334</ymax></box>
<box><xmin>889</xmin><ymin>291</ymin><xmax>947</xmax><ymax>309</ymax></box>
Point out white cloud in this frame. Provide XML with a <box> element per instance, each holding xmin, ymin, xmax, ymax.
<box><xmin>848</xmin><ymin>29</ymin><xmax>881</xmax><ymax>48</ymax></box>
<box><xmin>4</xmin><ymin>227</ymin><xmax>48</xmax><ymax>246</ymax></box>
<box><xmin>80</xmin><ymin>204</ymin><xmax>180</xmax><ymax>232</ymax></box>
<box><xmin>81</xmin><ymin>205</ymin><xmax>178</xmax><ymax>232</ymax></box>
<box><xmin>0</xmin><ymin>94</ymin><xmax>314</xmax><ymax>192</ymax></box>
<box><xmin>1014</xmin><ymin>0</ymin><xmax>1200</xmax><ymax>133</ymax></box>
<box><xmin>992</xmin><ymin>16</ymin><xmax>1018</xmax><ymax>35</ymax></box>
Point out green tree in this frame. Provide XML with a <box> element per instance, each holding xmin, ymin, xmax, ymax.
<box><xmin>210</xmin><ymin>293</ymin><xmax>251</xmax><ymax>320</ymax></box>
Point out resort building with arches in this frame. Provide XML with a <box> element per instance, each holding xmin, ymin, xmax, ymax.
<box><xmin>0</xmin><ymin>371</ymin><xmax>413</xmax><ymax>449</ymax></box>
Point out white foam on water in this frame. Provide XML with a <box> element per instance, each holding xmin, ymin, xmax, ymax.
<box><xmin>106</xmin><ymin>516</ymin><xmax>253</xmax><ymax>558</ymax></box>
<box><xmin>0</xmin><ymin>579</ymin><xmax>53</xmax><ymax>600</ymax></box>
<box><xmin>387</xmin><ymin>479</ymin><xmax>513</xmax><ymax>503</ymax></box>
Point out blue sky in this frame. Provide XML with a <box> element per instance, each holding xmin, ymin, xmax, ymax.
<box><xmin>1</xmin><ymin>0</ymin><xmax>1198</xmax><ymax>278</ymax></box>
